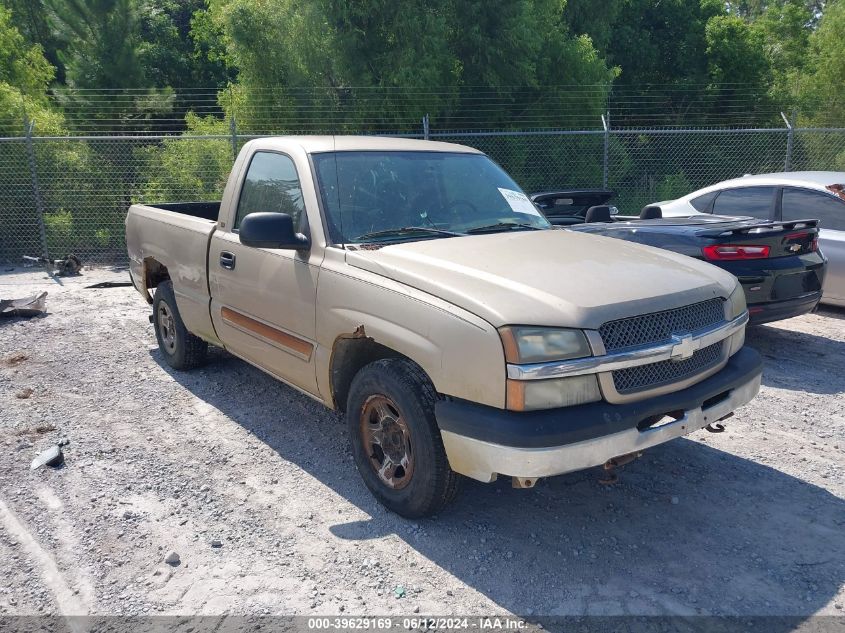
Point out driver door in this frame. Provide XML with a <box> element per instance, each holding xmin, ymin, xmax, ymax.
<box><xmin>208</xmin><ymin>150</ymin><xmax>319</xmax><ymax>396</ymax></box>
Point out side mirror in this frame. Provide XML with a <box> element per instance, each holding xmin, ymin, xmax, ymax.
<box><xmin>238</xmin><ymin>212</ymin><xmax>310</xmax><ymax>250</ymax></box>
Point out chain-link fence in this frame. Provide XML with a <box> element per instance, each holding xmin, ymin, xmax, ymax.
<box><xmin>2</xmin><ymin>123</ymin><xmax>845</xmax><ymax>263</ymax></box>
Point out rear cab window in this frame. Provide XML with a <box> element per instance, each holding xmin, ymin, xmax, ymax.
<box><xmin>781</xmin><ymin>187</ymin><xmax>845</xmax><ymax>231</ymax></box>
<box><xmin>711</xmin><ymin>187</ymin><xmax>776</xmax><ymax>219</ymax></box>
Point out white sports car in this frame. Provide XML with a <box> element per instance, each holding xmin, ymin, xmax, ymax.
<box><xmin>653</xmin><ymin>171</ymin><xmax>845</xmax><ymax>307</ymax></box>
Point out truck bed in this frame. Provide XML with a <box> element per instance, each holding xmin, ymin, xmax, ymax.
<box><xmin>148</xmin><ymin>201</ymin><xmax>221</xmax><ymax>222</ymax></box>
<box><xmin>125</xmin><ymin>201</ymin><xmax>220</xmax><ymax>344</ymax></box>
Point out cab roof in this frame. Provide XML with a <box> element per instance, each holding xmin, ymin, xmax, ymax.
<box><xmin>246</xmin><ymin>135</ymin><xmax>484</xmax><ymax>155</ymax></box>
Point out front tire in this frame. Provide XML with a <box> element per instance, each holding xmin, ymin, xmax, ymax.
<box><xmin>346</xmin><ymin>358</ymin><xmax>461</xmax><ymax>518</ymax></box>
<box><xmin>152</xmin><ymin>281</ymin><xmax>207</xmax><ymax>370</ymax></box>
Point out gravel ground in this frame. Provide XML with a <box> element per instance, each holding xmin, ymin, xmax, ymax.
<box><xmin>0</xmin><ymin>266</ymin><xmax>843</xmax><ymax>618</ymax></box>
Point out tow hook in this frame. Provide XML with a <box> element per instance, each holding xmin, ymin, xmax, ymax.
<box><xmin>705</xmin><ymin>412</ymin><xmax>733</xmax><ymax>433</ymax></box>
<box><xmin>599</xmin><ymin>451</ymin><xmax>642</xmax><ymax>485</ymax></box>
<box><xmin>512</xmin><ymin>477</ymin><xmax>537</xmax><ymax>489</ymax></box>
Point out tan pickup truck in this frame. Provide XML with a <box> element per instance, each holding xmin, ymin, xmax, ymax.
<box><xmin>126</xmin><ymin>136</ymin><xmax>762</xmax><ymax>517</ymax></box>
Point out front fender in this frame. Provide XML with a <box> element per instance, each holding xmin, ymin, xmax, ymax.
<box><xmin>315</xmin><ymin>257</ymin><xmax>507</xmax><ymax>409</ymax></box>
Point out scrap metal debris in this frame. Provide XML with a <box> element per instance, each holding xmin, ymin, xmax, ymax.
<box><xmin>0</xmin><ymin>292</ymin><xmax>48</xmax><ymax>317</ymax></box>
<box><xmin>30</xmin><ymin>443</ymin><xmax>66</xmax><ymax>470</ymax></box>
<box><xmin>23</xmin><ymin>254</ymin><xmax>82</xmax><ymax>276</ymax></box>
<box><xmin>85</xmin><ymin>281</ymin><xmax>133</xmax><ymax>289</ymax></box>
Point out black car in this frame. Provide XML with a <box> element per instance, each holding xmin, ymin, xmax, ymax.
<box><xmin>532</xmin><ymin>191</ymin><xmax>827</xmax><ymax>325</ymax></box>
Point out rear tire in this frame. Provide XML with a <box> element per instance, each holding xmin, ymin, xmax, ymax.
<box><xmin>346</xmin><ymin>358</ymin><xmax>461</xmax><ymax>518</ymax></box>
<box><xmin>152</xmin><ymin>281</ymin><xmax>207</xmax><ymax>370</ymax></box>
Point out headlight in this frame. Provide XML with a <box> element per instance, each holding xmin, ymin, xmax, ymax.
<box><xmin>499</xmin><ymin>326</ymin><xmax>592</xmax><ymax>364</ymax></box>
<box><xmin>506</xmin><ymin>375</ymin><xmax>601</xmax><ymax>411</ymax></box>
<box><xmin>726</xmin><ymin>284</ymin><xmax>747</xmax><ymax>320</ymax></box>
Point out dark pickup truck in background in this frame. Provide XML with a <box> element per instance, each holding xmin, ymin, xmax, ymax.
<box><xmin>532</xmin><ymin>191</ymin><xmax>827</xmax><ymax>325</ymax></box>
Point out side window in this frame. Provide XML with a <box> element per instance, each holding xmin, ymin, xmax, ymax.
<box><xmin>711</xmin><ymin>187</ymin><xmax>775</xmax><ymax>219</ymax></box>
<box><xmin>690</xmin><ymin>190</ymin><xmax>718</xmax><ymax>212</ymax></box>
<box><xmin>234</xmin><ymin>152</ymin><xmax>305</xmax><ymax>230</ymax></box>
<box><xmin>782</xmin><ymin>188</ymin><xmax>845</xmax><ymax>231</ymax></box>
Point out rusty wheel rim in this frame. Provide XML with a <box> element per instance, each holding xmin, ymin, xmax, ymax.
<box><xmin>157</xmin><ymin>302</ymin><xmax>177</xmax><ymax>354</ymax></box>
<box><xmin>359</xmin><ymin>395</ymin><xmax>415</xmax><ymax>490</ymax></box>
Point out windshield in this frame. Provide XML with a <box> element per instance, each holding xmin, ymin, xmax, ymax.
<box><xmin>312</xmin><ymin>151</ymin><xmax>550</xmax><ymax>243</ymax></box>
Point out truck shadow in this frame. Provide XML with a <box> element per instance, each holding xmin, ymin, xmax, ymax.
<box><xmin>151</xmin><ymin>349</ymin><xmax>845</xmax><ymax>622</ymax></box>
<box><xmin>746</xmin><ymin>321</ymin><xmax>845</xmax><ymax>395</ymax></box>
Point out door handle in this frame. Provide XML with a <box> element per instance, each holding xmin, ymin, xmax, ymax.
<box><xmin>219</xmin><ymin>251</ymin><xmax>236</xmax><ymax>270</ymax></box>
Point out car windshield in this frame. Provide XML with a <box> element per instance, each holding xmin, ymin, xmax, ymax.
<box><xmin>312</xmin><ymin>151</ymin><xmax>550</xmax><ymax>244</ymax></box>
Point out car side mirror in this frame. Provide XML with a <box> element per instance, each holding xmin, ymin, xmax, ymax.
<box><xmin>238</xmin><ymin>212</ymin><xmax>310</xmax><ymax>250</ymax></box>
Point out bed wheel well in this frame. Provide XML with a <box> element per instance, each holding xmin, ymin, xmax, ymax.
<box><xmin>144</xmin><ymin>258</ymin><xmax>170</xmax><ymax>290</ymax></box>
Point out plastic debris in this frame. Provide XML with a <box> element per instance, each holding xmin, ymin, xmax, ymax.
<box><xmin>30</xmin><ymin>445</ymin><xmax>64</xmax><ymax>470</ymax></box>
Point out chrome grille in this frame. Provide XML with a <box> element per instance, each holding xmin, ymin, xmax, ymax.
<box><xmin>599</xmin><ymin>298</ymin><xmax>725</xmax><ymax>352</ymax></box>
<box><xmin>612</xmin><ymin>342</ymin><xmax>724</xmax><ymax>394</ymax></box>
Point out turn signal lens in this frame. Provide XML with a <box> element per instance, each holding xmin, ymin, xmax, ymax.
<box><xmin>506</xmin><ymin>375</ymin><xmax>601</xmax><ymax>411</ymax></box>
<box><xmin>702</xmin><ymin>244</ymin><xmax>770</xmax><ymax>261</ymax></box>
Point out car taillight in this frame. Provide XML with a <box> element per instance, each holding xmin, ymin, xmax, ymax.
<box><xmin>702</xmin><ymin>244</ymin><xmax>771</xmax><ymax>261</ymax></box>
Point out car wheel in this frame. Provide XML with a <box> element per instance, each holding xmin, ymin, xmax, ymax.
<box><xmin>346</xmin><ymin>358</ymin><xmax>461</xmax><ymax>518</ymax></box>
<box><xmin>152</xmin><ymin>280</ymin><xmax>207</xmax><ymax>370</ymax></box>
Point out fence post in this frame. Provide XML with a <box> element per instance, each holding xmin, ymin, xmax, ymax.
<box><xmin>24</xmin><ymin>117</ymin><xmax>49</xmax><ymax>259</ymax></box>
<box><xmin>229</xmin><ymin>114</ymin><xmax>238</xmax><ymax>162</ymax></box>
<box><xmin>601</xmin><ymin>112</ymin><xmax>610</xmax><ymax>188</ymax></box>
<box><xmin>781</xmin><ymin>111</ymin><xmax>795</xmax><ymax>172</ymax></box>
<box><xmin>422</xmin><ymin>114</ymin><xmax>430</xmax><ymax>140</ymax></box>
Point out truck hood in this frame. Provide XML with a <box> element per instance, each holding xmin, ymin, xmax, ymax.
<box><xmin>345</xmin><ymin>230</ymin><xmax>737</xmax><ymax>329</ymax></box>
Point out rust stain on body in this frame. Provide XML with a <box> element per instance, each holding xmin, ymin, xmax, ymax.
<box><xmin>221</xmin><ymin>307</ymin><xmax>314</xmax><ymax>358</ymax></box>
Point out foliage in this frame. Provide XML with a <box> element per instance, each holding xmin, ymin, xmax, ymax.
<box><xmin>2</xmin><ymin>0</ymin><xmax>845</xmax><ymax>263</ymax></box>
<box><xmin>796</xmin><ymin>0</ymin><xmax>845</xmax><ymax>126</ymax></box>
<box><xmin>135</xmin><ymin>114</ymin><xmax>233</xmax><ymax>202</ymax></box>
<box><xmin>0</xmin><ymin>6</ymin><xmax>54</xmax><ymax>97</ymax></box>
<box><xmin>206</xmin><ymin>0</ymin><xmax>616</xmax><ymax>131</ymax></box>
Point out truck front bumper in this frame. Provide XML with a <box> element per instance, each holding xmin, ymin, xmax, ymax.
<box><xmin>435</xmin><ymin>347</ymin><xmax>762</xmax><ymax>483</ymax></box>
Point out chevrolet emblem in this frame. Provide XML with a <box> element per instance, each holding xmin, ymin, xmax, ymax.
<box><xmin>670</xmin><ymin>333</ymin><xmax>699</xmax><ymax>361</ymax></box>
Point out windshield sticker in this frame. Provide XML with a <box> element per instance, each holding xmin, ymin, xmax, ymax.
<box><xmin>498</xmin><ymin>188</ymin><xmax>542</xmax><ymax>216</ymax></box>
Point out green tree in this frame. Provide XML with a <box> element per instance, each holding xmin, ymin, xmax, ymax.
<box><xmin>562</xmin><ymin>0</ymin><xmax>624</xmax><ymax>54</ymax></box>
<box><xmin>798</xmin><ymin>0</ymin><xmax>845</xmax><ymax>125</ymax></box>
<box><xmin>44</xmin><ymin>0</ymin><xmax>180</xmax><ymax>132</ymax></box>
<box><xmin>136</xmin><ymin>113</ymin><xmax>233</xmax><ymax>201</ymax></box>
<box><xmin>0</xmin><ymin>0</ymin><xmax>64</xmax><ymax>80</ymax></box>
<box><xmin>46</xmin><ymin>0</ymin><xmax>146</xmax><ymax>89</ymax></box>
<box><xmin>138</xmin><ymin>0</ymin><xmax>230</xmax><ymax>90</ymax></box>
<box><xmin>0</xmin><ymin>6</ymin><xmax>54</xmax><ymax>98</ymax></box>
<box><xmin>752</xmin><ymin>0</ymin><xmax>812</xmax><ymax>107</ymax></box>
<box><xmin>207</xmin><ymin>0</ymin><xmax>614</xmax><ymax>132</ymax></box>
<box><xmin>705</xmin><ymin>14</ymin><xmax>771</xmax><ymax>102</ymax></box>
